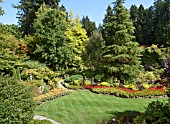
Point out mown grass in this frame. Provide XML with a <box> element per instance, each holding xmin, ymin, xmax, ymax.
<box><xmin>35</xmin><ymin>90</ymin><xmax>167</xmax><ymax>124</ymax></box>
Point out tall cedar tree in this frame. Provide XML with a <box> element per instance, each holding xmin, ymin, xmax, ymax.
<box><xmin>102</xmin><ymin>0</ymin><xmax>143</xmax><ymax>83</ymax></box>
<box><xmin>102</xmin><ymin>5</ymin><xmax>114</xmax><ymax>46</ymax></box>
<box><xmin>33</xmin><ymin>4</ymin><xmax>74</xmax><ymax>70</ymax></box>
<box><xmin>65</xmin><ymin>11</ymin><xmax>88</xmax><ymax>70</ymax></box>
<box><xmin>81</xmin><ymin>16</ymin><xmax>96</xmax><ymax>37</ymax></box>
<box><xmin>15</xmin><ymin>0</ymin><xmax>62</xmax><ymax>35</ymax></box>
<box><xmin>0</xmin><ymin>0</ymin><xmax>4</xmax><ymax>16</ymax></box>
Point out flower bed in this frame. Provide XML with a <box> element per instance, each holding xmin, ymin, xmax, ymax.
<box><xmin>83</xmin><ymin>85</ymin><xmax>167</xmax><ymax>98</ymax></box>
<box><xmin>33</xmin><ymin>88</ymin><xmax>71</xmax><ymax>105</ymax></box>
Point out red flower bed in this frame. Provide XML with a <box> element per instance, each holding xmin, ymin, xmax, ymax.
<box><xmin>83</xmin><ymin>84</ymin><xmax>167</xmax><ymax>98</ymax></box>
<box><xmin>148</xmin><ymin>86</ymin><xmax>166</xmax><ymax>92</ymax></box>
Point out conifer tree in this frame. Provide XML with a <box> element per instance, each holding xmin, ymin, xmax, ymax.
<box><xmin>15</xmin><ymin>0</ymin><xmax>61</xmax><ymax>35</ymax></box>
<box><xmin>153</xmin><ymin>0</ymin><xmax>170</xmax><ymax>46</ymax></box>
<box><xmin>102</xmin><ymin>0</ymin><xmax>143</xmax><ymax>83</ymax></box>
<box><xmin>102</xmin><ymin>5</ymin><xmax>114</xmax><ymax>46</ymax></box>
<box><xmin>81</xmin><ymin>16</ymin><xmax>96</xmax><ymax>37</ymax></box>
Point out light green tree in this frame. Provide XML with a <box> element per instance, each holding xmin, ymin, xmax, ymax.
<box><xmin>65</xmin><ymin>11</ymin><xmax>88</xmax><ymax>70</ymax></box>
<box><xmin>82</xmin><ymin>31</ymin><xmax>104</xmax><ymax>71</ymax></box>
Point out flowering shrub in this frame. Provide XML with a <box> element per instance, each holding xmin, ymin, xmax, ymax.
<box><xmin>64</xmin><ymin>85</ymin><xmax>84</xmax><ymax>90</ymax></box>
<box><xmin>33</xmin><ymin>88</ymin><xmax>70</xmax><ymax>104</ymax></box>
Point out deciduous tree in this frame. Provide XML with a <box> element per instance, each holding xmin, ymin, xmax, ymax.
<box><xmin>65</xmin><ymin>11</ymin><xmax>88</xmax><ymax>70</ymax></box>
<box><xmin>33</xmin><ymin>4</ymin><xmax>74</xmax><ymax>70</ymax></box>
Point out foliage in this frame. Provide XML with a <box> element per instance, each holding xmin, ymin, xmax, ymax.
<box><xmin>20</xmin><ymin>80</ymin><xmax>49</xmax><ymax>96</ymax></box>
<box><xmin>65</xmin><ymin>11</ymin><xmax>88</xmax><ymax>70</ymax></box>
<box><xmin>134</xmin><ymin>99</ymin><xmax>170</xmax><ymax>124</ymax></box>
<box><xmin>102</xmin><ymin>0</ymin><xmax>144</xmax><ymax>83</ymax></box>
<box><xmin>64</xmin><ymin>74</ymin><xmax>83</xmax><ymax>82</ymax></box>
<box><xmin>33</xmin><ymin>4</ymin><xmax>74</xmax><ymax>70</ymax></box>
<box><xmin>0</xmin><ymin>76</ymin><xmax>35</xmax><ymax>123</ymax></box>
<box><xmin>12</xmin><ymin>68</ymin><xmax>21</xmax><ymax>80</ymax></box>
<box><xmin>101</xmin><ymin>5</ymin><xmax>113</xmax><ymax>46</ymax></box>
<box><xmin>21</xmin><ymin>67</ymin><xmax>59</xmax><ymax>88</ymax></box>
<box><xmin>129</xmin><ymin>0</ymin><xmax>170</xmax><ymax>46</ymax></box>
<box><xmin>136</xmin><ymin>71</ymin><xmax>157</xmax><ymax>83</ymax></box>
<box><xmin>0</xmin><ymin>25</ymin><xmax>29</xmax><ymax>74</ymax></box>
<box><xmin>23</xmin><ymin>60</ymin><xmax>47</xmax><ymax>69</ymax></box>
<box><xmin>98</xmin><ymin>82</ymin><xmax>111</xmax><ymax>86</ymax></box>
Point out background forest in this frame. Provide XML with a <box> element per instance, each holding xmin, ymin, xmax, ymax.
<box><xmin>0</xmin><ymin>0</ymin><xmax>170</xmax><ymax>123</ymax></box>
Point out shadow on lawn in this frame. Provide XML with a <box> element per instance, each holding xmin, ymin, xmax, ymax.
<box><xmin>97</xmin><ymin>110</ymin><xmax>141</xmax><ymax>124</ymax></box>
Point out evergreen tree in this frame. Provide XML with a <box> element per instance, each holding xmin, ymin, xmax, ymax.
<box><xmin>65</xmin><ymin>11</ymin><xmax>88</xmax><ymax>70</ymax></box>
<box><xmin>15</xmin><ymin>0</ymin><xmax>61</xmax><ymax>35</ymax></box>
<box><xmin>81</xmin><ymin>16</ymin><xmax>96</xmax><ymax>37</ymax></box>
<box><xmin>102</xmin><ymin>0</ymin><xmax>143</xmax><ymax>83</ymax></box>
<box><xmin>33</xmin><ymin>4</ymin><xmax>74</xmax><ymax>70</ymax></box>
<box><xmin>0</xmin><ymin>0</ymin><xmax>4</xmax><ymax>16</ymax></box>
<box><xmin>142</xmin><ymin>6</ymin><xmax>155</xmax><ymax>45</ymax></box>
<box><xmin>136</xmin><ymin>4</ymin><xmax>145</xmax><ymax>44</ymax></box>
<box><xmin>153</xmin><ymin>0</ymin><xmax>170</xmax><ymax>46</ymax></box>
<box><xmin>101</xmin><ymin>5</ymin><xmax>114</xmax><ymax>46</ymax></box>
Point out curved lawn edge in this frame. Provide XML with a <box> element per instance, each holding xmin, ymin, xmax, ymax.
<box><xmin>33</xmin><ymin>115</ymin><xmax>61</xmax><ymax>124</ymax></box>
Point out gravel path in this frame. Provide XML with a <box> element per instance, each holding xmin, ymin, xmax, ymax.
<box><xmin>33</xmin><ymin>115</ymin><xmax>61</xmax><ymax>124</ymax></box>
<box><xmin>58</xmin><ymin>79</ymin><xmax>74</xmax><ymax>92</ymax></box>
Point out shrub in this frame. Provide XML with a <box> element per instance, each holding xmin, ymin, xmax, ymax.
<box><xmin>134</xmin><ymin>99</ymin><xmax>170</xmax><ymax>124</ymax></box>
<box><xmin>65</xmin><ymin>85</ymin><xmax>84</xmax><ymax>90</ymax></box>
<box><xmin>84</xmin><ymin>80</ymin><xmax>91</xmax><ymax>85</ymax></box>
<box><xmin>23</xmin><ymin>60</ymin><xmax>46</xmax><ymax>69</ymax></box>
<box><xmin>99</xmin><ymin>82</ymin><xmax>111</xmax><ymax>86</ymax></box>
<box><xmin>65</xmin><ymin>74</ymin><xmax>83</xmax><ymax>81</ymax></box>
<box><xmin>0</xmin><ymin>76</ymin><xmax>35</xmax><ymax>124</ymax></box>
<box><xmin>20</xmin><ymin>80</ymin><xmax>49</xmax><ymax>96</ymax></box>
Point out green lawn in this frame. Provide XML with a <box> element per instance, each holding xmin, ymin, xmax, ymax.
<box><xmin>35</xmin><ymin>90</ymin><xmax>167</xmax><ymax>124</ymax></box>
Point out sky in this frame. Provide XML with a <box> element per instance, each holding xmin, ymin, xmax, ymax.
<box><xmin>0</xmin><ymin>0</ymin><xmax>154</xmax><ymax>26</ymax></box>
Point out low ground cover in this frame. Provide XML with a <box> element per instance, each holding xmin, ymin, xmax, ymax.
<box><xmin>35</xmin><ymin>90</ymin><xmax>167</xmax><ymax>124</ymax></box>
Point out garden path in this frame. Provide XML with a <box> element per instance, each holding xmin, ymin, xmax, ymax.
<box><xmin>57</xmin><ymin>79</ymin><xmax>74</xmax><ymax>92</ymax></box>
<box><xmin>33</xmin><ymin>115</ymin><xmax>60</xmax><ymax>124</ymax></box>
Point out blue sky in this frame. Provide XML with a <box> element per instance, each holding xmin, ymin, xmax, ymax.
<box><xmin>0</xmin><ymin>0</ymin><xmax>154</xmax><ymax>26</ymax></box>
